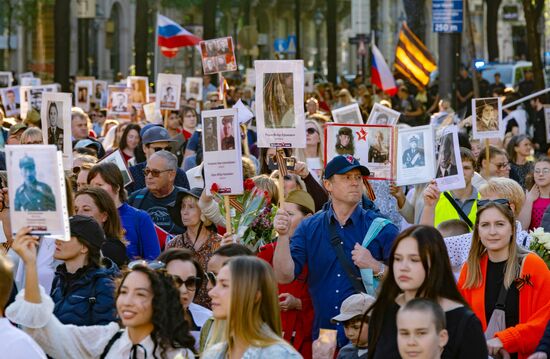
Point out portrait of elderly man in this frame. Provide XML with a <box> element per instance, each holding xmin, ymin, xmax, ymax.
<box><xmin>402</xmin><ymin>134</ymin><xmax>425</xmax><ymax>168</ymax></box>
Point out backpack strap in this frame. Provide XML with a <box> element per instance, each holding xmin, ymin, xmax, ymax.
<box><xmin>131</xmin><ymin>189</ymin><xmax>149</xmax><ymax>210</ymax></box>
<box><xmin>442</xmin><ymin>192</ymin><xmax>473</xmax><ymax>229</ymax></box>
<box><xmin>328</xmin><ymin>220</ymin><xmax>365</xmax><ymax>294</ymax></box>
<box><xmin>100</xmin><ymin>330</ymin><xmax>124</xmax><ymax>359</ymax></box>
<box><xmin>360</xmin><ymin>217</ymin><xmax>391</xmax><ymax>296</ymax></box>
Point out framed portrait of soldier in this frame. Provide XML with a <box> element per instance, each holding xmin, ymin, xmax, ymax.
<box><xmin>324</xmin><ymin>123</ymin><xmax>394</xmax><ymax>180</ymax></box>
<box><xmin>6</xmin><ymin>145</ymin><xmax>70</xmax><ymax>239</ymax></box>
<box><xmin>0</xmin><ymin>71</ymin><xmax>13</xmax><ymax>87</ymax></box>
<box><xmin>107</xmin><ymin>85</ymin><xmax>131</xmax><ymax>117</ymax></box>
<box><xmin>332</xmin><ymin>103</ymin><xmax>363</xmax><ymax>124</ymax></box>
<box><xmin>156</xmin><ymin>73</ymin><xmax>182</xmax><ymax>111</ymax></box>
<box><xmin>367</xmin><ymin>103</ymin><xmax>401</xmax><ymax>125</ymax></box>
<box><xmin>99</xmin><ymin>150</ymin><xmax>134</xmax><ymax>187</ymax></box>
<box><xmin>396</xmin><ymin>124</ymin><xmax>435</xmax><ymax>186</ymax></box>
<box><xmin>93</xmin><ymin>80</ymin><xmax>108</xmax><ymax>107</ymax></box>
<box><xmin>201</xmin><ymin>108</ymin><xmax>244</xmax><ymax>195</ymax></box>
<box><xmin>255</xmin><ymin>60</ymin><xmax>305</xmax><ymax>148</ymax></box>
<box><xmin>434</xmin><ymin>125</ymin><xmax>465</xmax><ymax>192</ymax></box>
<box><xmin>27</xmin><ymin>85</ymin><xmax>57</xmax><ymax>113</ymax></box>
<box><xmin>41</xmin><ymin>92</ymin><xmax>73</xmax><ymax>170</ymax></box>
<box><xmin>75</xmin><ymin>80</ymin><xmax>92</xmax><ymax>112</ymax></box>
<box><xmin>0</xmin><ymin>86</ymin><xmax>21</xmax><ymax>116</ymax></box>
<box><xmin>185</xmin><ymin>77</ymin><xmax>203</xmax><ymax>101</ymax></box>
<box><xmin>472</xmin><ymin>97</ymin><xmax>502</xmax><ymax>139</ymax></box>
<box><xmin>304</xmin><ymin>71</ymin><xmax>315</xmax><ymax>93</ymax></box>
<box><xmin>127</xmin><ymin>76</ymin><xmax>149</xmax><ymax>108</ymax></box>
<box><xmin>200</xmin><ymin>37</ymin><xmax>237</xmax><ymax>75</ymax></box>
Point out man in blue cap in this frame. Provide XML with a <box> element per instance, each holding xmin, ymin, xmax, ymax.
<box><xmin>14</xmin><ymin>155</ymin><xmax>56</xmax><ymax>211</ymax></box>
<box><xmin>272</xmin><ymin>155</ymin><xmax>399</xmax><ymax>348</ymax></box>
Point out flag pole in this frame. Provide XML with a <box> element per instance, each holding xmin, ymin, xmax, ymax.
<box><xmin>154</xmin><ymin>13</ymin><xmax>160</xmax><ymax>90</ymax></box>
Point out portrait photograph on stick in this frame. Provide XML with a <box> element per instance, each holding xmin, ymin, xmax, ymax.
<box><xmin>127</xmin><ymin>76</ymin><xmax>149</xmax><ymax>108</ymax></box>
<box><xmin>396</xmin><ymin>124</ymin><xmax>435</xmax><ymax>186</ymax></box>
<box><xmin>99</xmin><ymin>150</ymin><xmax>134</xmax><ymax>187</ymax></box>
<box><xmin>332</xmin><ymin>103</ymin><xmax>363</xmax><ymax>124</ymax></box>
<box><xmin>472</xmin><ymin>97</ymin><xmax>502</xmax><ymax>139</ymax></box>
<box><xmin>201</xmin><ymin>108</ymin><xmax>243</xmax><ymax>195</ymax></box>
<box><xmin>156</xmin><ymin>73</ymin><xmax>182</xmax><ymax>111</ymax></box>
<box><xmin>28</xmin><ymin>85</ymin><xmax>57</xmax><ymax>113</ymax></box>
<box><xmin>255</xmin><ymin>60</ymin><xmax>305</xmax><ymax>148</ymax></box>
<box><xmin>324</xmin><ymin>123</ymin><xmax>394</xmax><ymax>180</ymax></box>
<box><xmin>185</xmin><ymin>77</ymin><xmax>203</xmax><ymax>101</ymax></box>
<box><xmin>1</xmin><ymin>86</ymin><xmax>21</xmax><ymax>116</ymax></box>
<box><xmin>434</xmin><ymin>125</ymin><xmax>465</xmax><ymax>192</ymax></box>
<box><xmin>199</xmin><ymin>37</ymin><xmax>237</xmax><ymax>75</ymax></box>
<box><xmin>41</xmin><ymin>92</ymin><xmax>73</xmax><ymax>170</ymax></box>
<box><xmin>6</xmin><ymin>145</ymin><xmax>70</xmax><ymax>239</ymax></box>
<box><xmin>0</xmin><ymin>71</ymin><xmax>13</xmax><ymax>87</ymax></box>
<box><xmin>74</xmin><ymin>80</ymin><xmax>92</xmax><ymax>112</ymax></box>
<box><xmin>107</xmin><ymin>85</ymin><xmax>131</xmax><ymax>117</ymax></box>
<box><xmin>366</xmin><ymin>103</ymin><xmax>401</xmax><ymax>125</ymax></box>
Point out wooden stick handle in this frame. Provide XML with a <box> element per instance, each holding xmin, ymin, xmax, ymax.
<box><xmin>278</xmin><ymin>172</ymin><xmax>285</xmax><ymax>208</ymax></box>
<box><xmin>224</xmin><ymin>195</ymin><xmax>231</xmax><ymax>232</ymax></box>
<box><xmin>484</xmin><ymin>138</ymin><xmax>490</xmax><ymax>179</ymax></box>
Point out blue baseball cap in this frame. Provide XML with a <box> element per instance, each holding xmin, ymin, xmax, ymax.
<box><xmin>324</xmin><ymin>155</ymin><xmax>370</xmax><ymax>179</ymax></box>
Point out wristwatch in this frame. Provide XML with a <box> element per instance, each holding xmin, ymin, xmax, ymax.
<box><xmin>374</xmin><ymin>263</ymin><xmax>386</xmax><ymax>279</ymax></box>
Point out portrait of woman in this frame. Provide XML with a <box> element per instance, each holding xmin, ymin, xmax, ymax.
<box><xmin>475</xmin><ymin>98</ymin><xmax>500</xmax><ymax>132</ymax></box>
<box><xmin>263</xmin><ymin>72</ymin><xmax>295</xmax><ymax>129</ymax></box>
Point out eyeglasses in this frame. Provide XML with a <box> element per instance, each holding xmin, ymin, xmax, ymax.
<box><xmin>306</xmin><ymin>128</ymin><xmax>318</xmax><ymax>135</ymax></box>
<box><xmin>180</xmin><ymin>276</ymin><xmax>202</xmax><ymax>291</ymax></box>
<box><xmin>492</xmin><ymin>162</ymin><xmax>510</xmax><ymax>170</ymax></box>
<box><xmin>535</xmin><ymin>168</ymin><xmax>550</xmax><ymax>175</ymax></box>
<box><xmin>478</xmin><ymin>198</ymin><xmax>511</xmax><ymax>208</ymax></box>
<box><xmin>128</xmin><ymin>260</ymin><xmax>166</xmax><ymax>270</ymax></box>
<box><xmin>205</xmin><ymin>271</ymin><xmax>217</xmax><ymax>286</ymax></box>
<box><xmin>143</xmin><ymin>168</ymin><xmax>173</xmax><ymax>177</ymax></box>
<box><xmin>151</xmin><ymin>146</ymin><xmax>172</xmax><ymax>152</ymax></box>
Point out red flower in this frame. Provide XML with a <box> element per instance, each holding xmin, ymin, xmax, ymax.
<box><xmin>210</xmin><ymin>183</ymin><xmax>219</xmax><ymax>194</ymax></box>
<box><xmin>244</xmin><ymin>178</ymin><xmax>255</xmax><ymax>191</ymax></box>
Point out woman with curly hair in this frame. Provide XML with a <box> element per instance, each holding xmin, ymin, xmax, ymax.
<box><xmin>7</xmin><ymin>227</ymin><xmax>196</xmax><ymax>358</ymax></box>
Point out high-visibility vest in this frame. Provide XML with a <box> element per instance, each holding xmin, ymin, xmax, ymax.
<box><xmin>433</xmin><ymin>191</ymin><xmax>480</xmax><ymax>231</ymax></box>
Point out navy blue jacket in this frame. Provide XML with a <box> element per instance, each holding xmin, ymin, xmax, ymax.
<box><xmin>50</xmin><ymin>259</ymin><xmax>118</xmax><ymax>326</ymax></box>
<box><xmin>127</xmin><ymin>161</ymin><xmax>190</xmax><ymax>193</ymax></box>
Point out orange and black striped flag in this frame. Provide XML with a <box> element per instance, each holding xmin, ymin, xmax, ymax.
<box><xmin>394</xmin><ymin>22</ymin><xmax>437</xmax><ymax>89</ymax></box>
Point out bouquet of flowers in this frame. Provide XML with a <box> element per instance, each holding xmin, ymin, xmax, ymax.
<box><xmin>528</xmin><ymin>227</ymin><xmax>550</xmax><ymax>269</ymax></box>
<box><xmin>211</xmin><ymin>178</ymin><xmax>277</xmax><ymax>250</ymax></box>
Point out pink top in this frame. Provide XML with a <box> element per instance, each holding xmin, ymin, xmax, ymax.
<box><xmin>529</xmin><ymin>197</ymin><xmax>550</xmax><ymax>230</ymax></box>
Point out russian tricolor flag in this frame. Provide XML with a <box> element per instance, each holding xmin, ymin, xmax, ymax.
<box><xmin>371</xmin><ymin>43</ymin><xmax>397</xmax><ymax>96</ymax></box>
<box><xmin>157</xmin><ymin>14</ymin><xmax>202</xmax><ymax>58</ymax></box>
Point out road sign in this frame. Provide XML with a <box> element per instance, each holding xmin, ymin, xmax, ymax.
<box><xmin>286</xmin><ymin>35</ymin><xmax>297</xmax><ymax>54</ymax></box>
<box><xmin>432</xmin><ymin>0</ymin><xmax>463</xmax><ymax>33</ymax></box>
<box><xmin>273</xmin><ymin>38</ymin><xmax>288</xmax><ymax>53</ymax></box>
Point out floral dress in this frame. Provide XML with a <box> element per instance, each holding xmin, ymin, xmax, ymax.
<box><xmin>166</xmin><ymin>230</ymin><xmax>222</xmax><ymax>308</ymax></box>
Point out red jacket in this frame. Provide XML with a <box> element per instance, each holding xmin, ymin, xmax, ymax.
<box><xmin>258</xmin><ymin>242</ymin><xmax>314</xmax><ymax>359</ymax></box>
<box><xmin>458</xmin><ymin>253</ymin><xmax>550</xmax><ymax>359</ymax></box>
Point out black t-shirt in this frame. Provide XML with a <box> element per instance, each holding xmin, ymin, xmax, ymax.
<box><xmin>370</xmin><ymin>302</ymin><xmax>488</xmax><ymax>359</ymax></box>
<box><xmin>484</xmin><ymin>259</ymin><xmax>520</xmax><ymax>328</ymax></box>
<box><xmin>128</xmin><ymin>187</ymin><xmax>184</xmax><ymax>235</ymax></box>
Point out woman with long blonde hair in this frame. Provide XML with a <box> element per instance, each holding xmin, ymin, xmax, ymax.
<box><xmin>458</xmin><ymin>201</ymin><xmax>550</xmax><ymax>359</ymax></box>
<box><xmin>203</xmin><ymin>256</ymin><xmax>301</xmax><ymax>358</ymax></box>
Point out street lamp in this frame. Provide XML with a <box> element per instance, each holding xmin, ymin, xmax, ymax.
<box><xmin>313</xmin><ymin>9</ymin><xmax>324</xmax><ymax>73</ymax></box>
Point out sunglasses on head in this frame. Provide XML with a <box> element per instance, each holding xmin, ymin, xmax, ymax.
<box><xmin>143</xmin><ymin>168</ymin><xmax>173</xmax><ymax>177</ymax></box>
<box><xmin>306</xmin><ymin>128</ymin><xmax>318</xmax><ymax>135</ymax></box>
<box><xmin>478</xmin><ymin>198</ymin><xmax>511</xmax><ymax>208</ymax></box>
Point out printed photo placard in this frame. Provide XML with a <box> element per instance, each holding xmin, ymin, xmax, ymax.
<box><xmin>472</xmin><ymin>97</ymin><xmax>503</xmax><ymax>140</ymax></box>
<box><xmin>75</xmin><ymin>80</ymin><xmax>92</xmax><ymax>112</ymax></box>
<box><xmin>127</xmin><ymin>76</ymin><xmax>149</xmax><ymax>108</ymax></box>
<box><xmin>185</xmin><ymin>77</ymin><xmax>203</xmax><ymax>101</ymax></box>
<box><xmin>20</xmin><ymin>77</ymin><xmax>41</xmax><ymax>86</ymax></box>
<box><xmin>99</xmin><ymin>150</ymin><xmax>134</xmax><ymax>187</ymax></box>
<box><xmin>200</xmin><ymin>37</ymin><xmax>237</xmax><ymax>75</ymax></box>
<box><xmin>434</xmin><ymin>125</ymin><xmax>465</xmax><ymax>192</ymax></box>
<box><xmin>304</xmin><ymin>71</ymin><xmax>315</xmax><ymax>93</ymax></box>
<box><xmin>26</xmin><ymin>85</ymin><xmax>57</xmax><ymax>113</ymax></box>
<box><xmin>0</xmin><ymin>86</ymin><xmax>21</xmax><ymax>116</ymax></box>
<box><xmin>366</xmin><ymin>103</ymin><xmax>401</xmax><ymax>125</ymax></box>
<box><xmin>0</xmin><ymin>71</ymin><xmax>13</xmax><ymax>87</ymax></box>
<box><xmin>255</xmin><ymin>60</ymin><xmax>305</xmax><ymax>148</ymax></box>
<box><xmin>93</xmin><ymin>80</ymin><xmax>108</xmax><ymax>107</ymax></box>
<box><xmin>6</xmin><ymin>145</ymin><xmax>70</xmax><ymax>239</ymax></box>
<box><xmin>324</xmin><ymin>123</ymin><xmax>394</xmax><ymax>180</ymax></box>
<box><xmin>396</xmin><ymin>124</ymin><xmax>435</xmax><ymax>186</ymax></box>
<box><xmin>107</xmin><ymin>85</ymin><xmax>131</xmax><ymax>117</ymax></box>
<box><xmin>332</xmin><ymin>103</ymin><xmax>363</xmax><ymax>124</ymax></box>
<box><xmin>201</xmin><ymin>108</ymin><xmax>244</xmax><ymax>195</ymax></box>
<box><xmin>156</xmin><ymin>73</ymin><xmax>182</xmax><ymax>111</ymax></box>
<box><xmin>41</xmin><ymin>92</ymin><xmax>73</xmax><ymax>170</ymax></box>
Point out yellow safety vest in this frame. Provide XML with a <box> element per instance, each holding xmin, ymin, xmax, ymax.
<box><xmin>433</xmin><ymin>191</ymin><xmax>480</xmax><ymax>231</ymax></box>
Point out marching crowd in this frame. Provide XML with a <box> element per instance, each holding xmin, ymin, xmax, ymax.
<box><xmin>0</xmin><ymin>69</ymin><xmax>549</xmax><ymax>359</ymax></box>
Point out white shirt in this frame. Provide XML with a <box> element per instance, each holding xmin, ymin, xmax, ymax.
<box><xmin>12</xmin><ymin>237</ymin><xmax>58</xmax><ymax>293</ymax></box>
<box><xmin>0</xmin><ymin>317</ymin><xmax>46</xmax><ymax>359</ymax></box>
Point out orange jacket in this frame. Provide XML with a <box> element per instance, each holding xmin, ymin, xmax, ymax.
<box><xmin>458</xmin><ymin>253</ymin><xmax>550</xmax><ymax>359</ymax></box>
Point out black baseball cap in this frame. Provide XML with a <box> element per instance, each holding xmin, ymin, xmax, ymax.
<box><xmin>69</xmin><ymin>215</ymin><xmax>106</xmax><ymax>250</ymax></box>
<box><xmin>324</xmin><ymin>155</ymin><xmax>370</xmax><ymax>179</ymax></box>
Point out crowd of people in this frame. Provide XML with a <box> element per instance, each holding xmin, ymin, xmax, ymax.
<box><xmin>0</xmin><ymin>68</ymin><xmax>549</xmax><ymax>359</ymax></box>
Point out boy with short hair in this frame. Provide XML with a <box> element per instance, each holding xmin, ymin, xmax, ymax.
<box><xmin>331</xmin><ymin>293</ymin><xmax>375</xmax><ymax>359</ymax></box>
<box><xmin>0</xmin><ymin>254</ymin><xmax>46</xmax><ymax>358</ymax></box>
<box><xmin>396</xmin><ymin>298</ymin><xmax>449</xmax><ymax>359</ymax></box>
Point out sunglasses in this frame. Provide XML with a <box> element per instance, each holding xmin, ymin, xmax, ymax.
<box><xmin>478</xmin><ymin>198</ymin><xmax>511</xmax><ymax>208</ymax></box>
<box><xmin>205</xmin><ymin>271</ymin><xmax>217</xmax><ymax>286</ymax></box>
<box><xmin>151</xmin><ymin>146</ymin><xmax>172</xmax><ymax>152</ymax></box>
<box><xmin>180</xmin><ymin>276</ymin><xmax>202</xmax><ymax>291</ymax></box>
<box><xmin>492</xmin><ymin>162</ymin><xmax>510</xmax><ymax>170</ymax></box>
<box><xmin>306</xmin><ymin>128</ymin><xmax>318</xmax><ymax>135</ymax></box>
<box><xmin>143</xmin><ymin>168</ymin><xmax>173</xmax><ymax>177</ymax></box>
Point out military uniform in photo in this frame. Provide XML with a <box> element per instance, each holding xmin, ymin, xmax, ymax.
<box><xmin>14</xmin><ymin>156</ymin><xmax>56</xmax><ymax>211</ymax></box>
<box><xmin>402</xmin><ymin>136</ymin><xmax>425</xmax><ymax>168</ymax></box>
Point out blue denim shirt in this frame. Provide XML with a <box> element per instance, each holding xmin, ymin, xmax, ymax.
<box><xmin>290</xmin><ymin>203</ymin><xmax>399</xmax><ymax>347</ymax></box>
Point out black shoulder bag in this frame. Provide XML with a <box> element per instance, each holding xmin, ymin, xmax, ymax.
<box><xmin>328</xmin><ymin>221</ymin><xmax>365</xmax><ymax>294</ymax></box>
